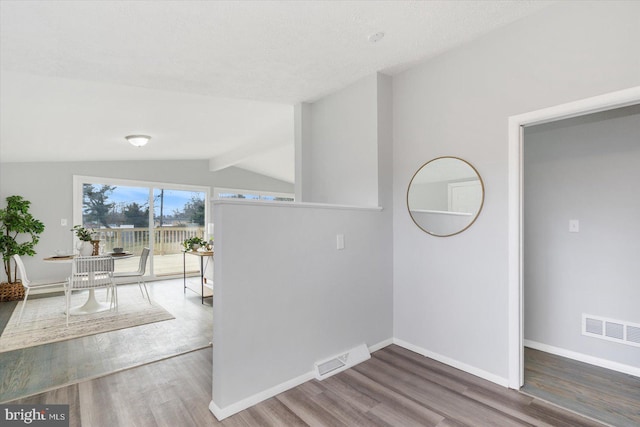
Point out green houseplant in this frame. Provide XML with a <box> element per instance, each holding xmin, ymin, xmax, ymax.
<box><xmin>71</xmin><ymin>225</ymin><xmax>94</xmax><ymax>242</ymax></box>
<box><xmin>183</xmin><ymin>236</ymin><xmax>206</xmax><ymax>251</ymax></box>
<box><xmin>71</xmin><ymin>225</ymin><xmax>96</xmax><ymax>256</ymax></box>
<box><xmin>0</xmin><ymin>195</ymin><xmax>45</xmax><ymax>283</ymax></box>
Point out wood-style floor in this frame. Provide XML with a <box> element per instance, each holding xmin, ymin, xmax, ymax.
<box><xmin>522</xmin><ymin>347</ymin><xmax>640</xmax><ymax>427</ymax></box>
<box><xmin>9</xmin><ymin>344</ymin><xmax>605</xmax><ymax>427</ymax></box>
<box><xmin>0</xmin><ymin>278</ymin><xmax>212</xmax><ymax>402</ymax></box>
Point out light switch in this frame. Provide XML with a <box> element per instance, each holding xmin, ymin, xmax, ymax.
<box><xmin>337</xmin><ymin>234</ymin><xmax>345</xmax><ymax>250</ymax></box>
<box><xmin>569</xmin><ymin>219</ymin><xmax>579</xmax><ymax>233</ymax></box>
<box><xmin>60</xmin><ymin>218</ymin><xmax>68</xmax><ymax>226</ymax></box>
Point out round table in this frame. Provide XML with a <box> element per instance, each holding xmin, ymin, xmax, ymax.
<box><xmin>44</xmin><ymin>253</ymin><xmax>133</xmax><ymax>315</ymax></box>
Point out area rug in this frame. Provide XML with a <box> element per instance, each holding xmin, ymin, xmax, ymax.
<box><xmin>0</xmin><ymin>286</ymin><xmax>174</xmax><ymax>353</ymax></box>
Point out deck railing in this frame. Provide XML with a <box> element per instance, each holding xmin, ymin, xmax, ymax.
<box><xmin>93</xmin><ymin>226</ymin><xmax>206</xmax><ymax>255</ymax></box>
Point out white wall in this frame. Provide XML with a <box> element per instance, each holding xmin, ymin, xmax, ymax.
<box><xmin>523</xmin><ymin>105</ymin><xmax>640</xmax><ymax>367</ymax></box>
<box><xmin>211</xmin><ymin>72</ymin><xmax>394</xmax><ymax>418</ymax></box>
<box><xmin>211</xmin><ymin>200</ymin><xmax>393</xmax><ymax>415</ymax></box>
<box><xmin>0</xmin><ymin>160</ymin><xmax>292</xmax><ymax>282</ymax></box>
<box><xmin>393</xmin><ymin>1</ymin><xmax>640</xmax><ymax>382</ymax></box>
<box><xmin>300</xmin><ymin>74</ymin><xmax>379</xmax><ymax>206</ymax></box>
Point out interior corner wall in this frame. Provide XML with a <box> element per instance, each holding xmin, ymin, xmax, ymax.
<box><xmin>376</xmin><ymin>74</ymin><xmax>394</xmax><ymax>302</ymax></box>
<box><xmin>301</xmin><ymin>74</ymin><xmax>379</xmax><ymax>206</ymax></box>
<box><xmin>392</xmin><ymin>1</ymin><xmax>640</xmax><ymax>382</ymax></box>
<box><xmin>523</xmin><ymin>105</ymin><xmax>640</xmax><ymax>367</ymax></box>
<box><xmin>294</xmin><ymin>102</ymin><xmax>312</xmax><ymax>202</ymax></box>
<box><xmin>377</xmin><ymin>74</ymin><xmax>393</xmax><ymax>211</ymax></box>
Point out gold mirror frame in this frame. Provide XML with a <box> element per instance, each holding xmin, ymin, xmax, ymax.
<box><xmin>407</xmin><ymin>156</ymin><xmax>485</xmax><ymax>237</ymax></box>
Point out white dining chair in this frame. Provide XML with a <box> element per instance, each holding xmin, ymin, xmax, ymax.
<box><xmin>66</xmin><ymin>255</ymin><xmax>116</xmax><ymax>325</ymax></box>
<box><xmin>13</xmin><ymin>254</ymin><xmax>68</xmax><ymax>325</ymax></box>
<box><xmin>113</xmin><ymin>247</ymin><xmax>151</xmax><ymax>302</ymax></box>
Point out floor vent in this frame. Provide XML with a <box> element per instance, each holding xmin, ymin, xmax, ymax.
<box><xmin>314</xmin><ymin>343</ymin><xmax>370</xmax><ymax>381</ymax></box>
<box><xmin>582</xmin><ymin>314</ymin><xmax>640</xmax><ymax>348</ymax></box>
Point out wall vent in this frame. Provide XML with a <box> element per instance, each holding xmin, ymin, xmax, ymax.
<box><xmin>585</xmin><ymin>317</ymin><xmax>603</xmax><ymax>335</ymax></box>
<box><xmin>627</xmin><ymin>326</ymin><xmax>640</xmax><ymax>345</ymax></box>
<box><xmin>605</xmin><ymin>322</ymin><xmax>624</xmax><ymax>340</ymax></box>
<box><xmin>582</xmin><ymin>314</ymin><xmax>640</xmax><ymax>348</ymax></box>
<box><xmin>314</xmin><ymin>343</ymin><xmax>370</xmax><ymax>381</ymax></box>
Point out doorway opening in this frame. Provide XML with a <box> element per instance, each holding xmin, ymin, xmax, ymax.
<box><xmin>508</xmin><ymin>86</ymin><xmax>640</xmax><ymax>390</ymax></box>
<box><xmin>519</xmin><ymin>104</ymin><xmax>640</xmax><ymax>426</ymax></box>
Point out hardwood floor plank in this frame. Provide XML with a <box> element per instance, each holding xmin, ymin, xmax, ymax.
<box><xmin>523</xmin><ymin>347</ymin><xmax>640</xmax><ymax>427</ymax></box>
<box><xmin>151</xmin><ymin>397</ymin><xmax>200</xmax><ymax>427</ymax></box>
<box><xmin>366</xmin><ymin>401</ymin><xmax>443</xmax><ymax>427</ymax></box>
<box><xmin>295</xmin><ymin>380</ymin><xmax>324</xmax><ymax>398</ymax></box>
<box><xmin>275</xmin><ymin>387</ymin><xmax>346</xmax><ymax>427</ymax></box>
<box><xmin>526</xmin><ymin>348</ymin><xmax>640</xmax><ymax>399</ymax></box>
<box><xmin>374</xmin><ymin>346</ymin><xmax>469</xmax><ymax>394</ymax></box>
<box><xmin>384</xmin><ymin>344</ymin><xmax>505</xmax><ymax>392</ymax></box>
<box><xmin>5</xmin><ymin>343</ymin><xmax>612</xmax><ymax>427</ymax></box>
<box><xmin>241</xmin><ymin>397</ymin><xmax>307</xmax><ymax>427</ymax></box>
<box><xmin>308</xmin><ymin>389</ymin><xmax>378</xmax><ymax>426</ymax></box>
<box><xmin>224</xmin><ymin>410</ymin><xmax>266</xmax><ymax>427</ymax></box>
<box><xmin>435</xmin><ymin>419</ymin><xmax>469</xmax><ymax>427</ymax></box>
<box><xmin>460</xmin><ymin>387</ymin><xmax>552</xmax><ymax>427</ymax></box>
<box><xmin>339</xmin><ymin>367</ymin><xmax>445</xmax><ymax>426</ymax></box>
<box><xmin>526</xmin><ymin>400</ymin><xmax>608</xmax><ymax>427</ymax></box>
<box><xmin>313</xmin><ymin>374</ymin><xmax>379</xmax><ymax>413</ymax></box>
<box><xmin>355</xmin><ymin>354</ymin><xmax>530</xmax><ymax>427</ymax></box>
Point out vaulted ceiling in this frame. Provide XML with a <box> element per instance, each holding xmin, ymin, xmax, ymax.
<box><xmin>0</xmin><ymin>1</ymin><xmax>553</xmax><ymax>183</ymax></box>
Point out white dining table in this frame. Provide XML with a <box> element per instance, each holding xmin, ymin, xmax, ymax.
<box><xmin>43</xmin><ymin>253</ymin><xmax>132</xmax><ymax>315</ymax></box>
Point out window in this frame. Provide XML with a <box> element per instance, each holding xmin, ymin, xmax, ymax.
<box><xmin>213</xmin><ymin>187</ymin><xmax>294</xmax><ymax>202</ymax></box>
<box><xmin>74</xmin><ymin>176</ymin><xmax>209</xmax><ymax>278</ymax></box>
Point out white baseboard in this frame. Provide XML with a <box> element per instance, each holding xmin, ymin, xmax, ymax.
<box><xmin>393</xmin><ymin>338</ymin><xmax>509</xmax><ymax>387</ymax></box>
<box><xmin>209</xmin><ymin>370</ymin><xmax>315</xmax><ymax>421</ymax></box>
<box><xmin>369</xmin><ymin>337</ymin><xmax>394</xmax><ymax>353</ymax></box>
<box><xmin>209</xmin><ymin>337</ymin><xmax>393</xmax><ymax>421</ymax></box>
<box><xmin>524</xmin><ymin>339</ymin><xmax>640</xmax><ymax>378</ymax></box>
<box><xmin>29</xmin><ymin>285</ymin><xmax>65</xmax><ymax>295</ymax></box>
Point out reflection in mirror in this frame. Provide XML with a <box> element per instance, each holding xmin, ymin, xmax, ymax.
<box><xmin>407</xmin><ymin>157</ymin><xmax>484</xmax><ymax>236</ymax></box>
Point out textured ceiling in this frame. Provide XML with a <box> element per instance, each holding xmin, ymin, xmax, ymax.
<box><xmin>0</xmin><ymin>1</ymin><xmax>553</xmax><ymax>182</ymax></box>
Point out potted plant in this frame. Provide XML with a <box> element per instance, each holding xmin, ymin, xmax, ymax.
<box><xmin>0</xmin><ymin>195</ymin><xmax>45</xmax><ymax>301</ymax></box>
<box><xmin>183</xmin><ymin>236</ymin><xmax>206</xmax><ymax>251</ymax></box>
<box><xmin>71</xmin><ymin>225</ymin><xmax>96</xmax><ymax>256</ymax></box>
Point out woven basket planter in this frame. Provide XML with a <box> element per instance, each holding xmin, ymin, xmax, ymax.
<box><xmin>0</xmin><ymin>281</ymin><xmax>25</xmax><ymax>302</ymax></box>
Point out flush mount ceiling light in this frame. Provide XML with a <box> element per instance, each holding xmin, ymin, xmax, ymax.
<box><xmin>125</xmin><ymin>134</ymin><xmax>151</xmax><ymax>147</ymax></box>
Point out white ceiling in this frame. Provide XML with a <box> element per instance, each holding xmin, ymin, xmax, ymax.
<box><xmin>0</xmin><ymin>1</ymin><xmax>553</xmax><ymax>183</ymax></box>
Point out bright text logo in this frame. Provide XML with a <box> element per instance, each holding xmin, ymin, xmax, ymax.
<box><xmin>1</xmin><ymin>405</ymin><xmax>68</xmax><ymax>426</ymax></box>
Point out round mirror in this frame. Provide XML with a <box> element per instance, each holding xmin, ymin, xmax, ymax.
<box><xmin>407</xmin><ymin>156</ymin><xmax>484</xmax><ymax>237</ymax></box>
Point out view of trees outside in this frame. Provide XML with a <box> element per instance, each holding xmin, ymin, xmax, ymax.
<box><xmin>153</xmin><ymin>188</ymin><xmax>205</xmax><ymax>227</ymax></box>
<box><xmin>82</xmin><ymin>184</ymin><xmax>205</xmax><ymax>229</ymax></box>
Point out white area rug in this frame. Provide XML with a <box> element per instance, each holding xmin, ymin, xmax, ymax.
<box><xmin>0</xmin><ymin>286</ymin><xmax>174</xmax><ymax>352</ymax></box>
